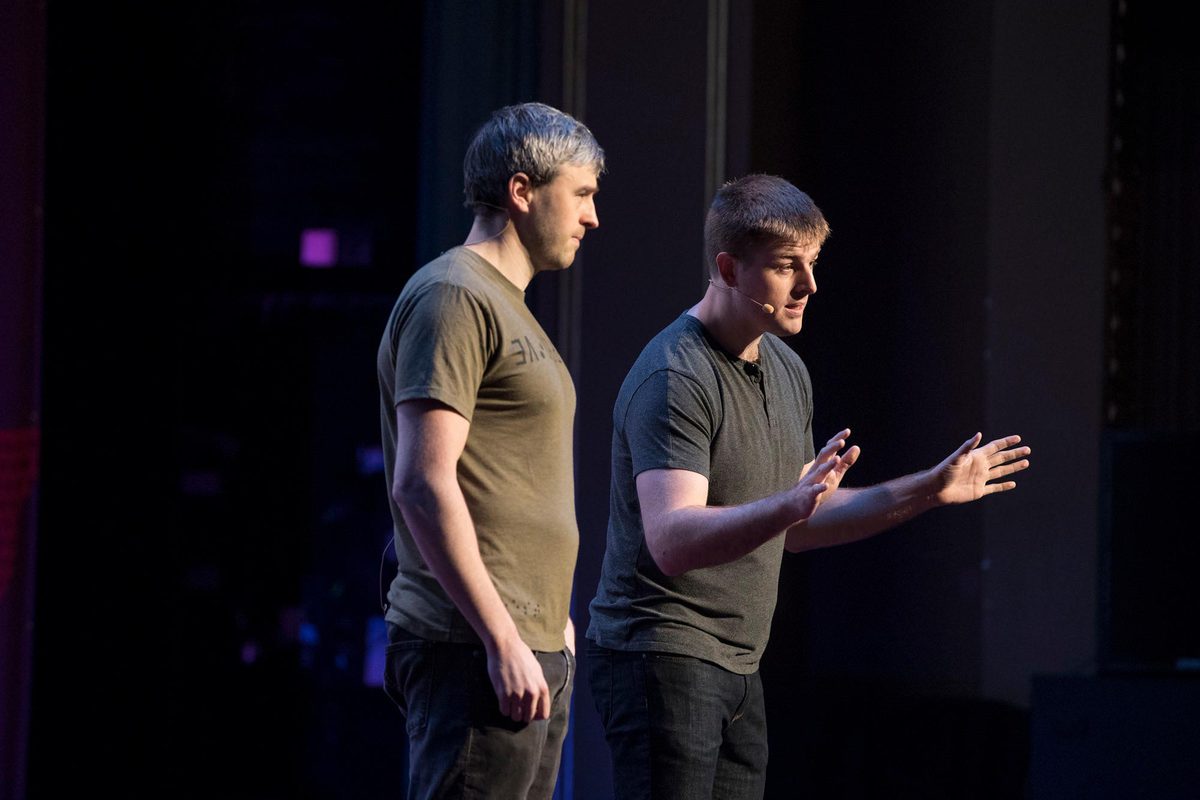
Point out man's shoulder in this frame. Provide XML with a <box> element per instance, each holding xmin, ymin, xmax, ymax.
<box><xmin>389</xmin><ymin>248</ymin><xmax>522</xmax><ymax>331</ymax></box>
<box><xmin>380</xmin><ymin>249</ymin><xmax>505</xmax><ymax>357</ymax></box>
<box><xmin>762</xmin><ymin>334</ymin><xmax>809</xmax><ymax>372</ymax></box>
<box><xmin>616</xmin><ymin>315</ymin><xmax>722</xmax><ymax>409</ymax></box>
<box><xmin>404</xmin><ymin>247</ymin><xmax>491</xmax><ymax>296</ymax></box>
<box><xmin>631</xmin><ymin>314</ymin><xmax>718</xmax><ymax>375</ymax></box>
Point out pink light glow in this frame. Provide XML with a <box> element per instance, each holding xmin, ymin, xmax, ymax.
<box><xmin>299</xmin><ymin>228</ymin><xmax>338</xmax><ymax>268</ymax></box>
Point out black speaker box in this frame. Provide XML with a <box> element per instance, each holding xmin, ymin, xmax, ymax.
<box><xmin>1030</xmin><ymin>674</ymin><xmax>1200</xmax><ymax>800</ymax></box>
<box><xmin>1099</xmin><ymin>431</ymin><xmax>1200</xmax><ymax>673</ymax></box>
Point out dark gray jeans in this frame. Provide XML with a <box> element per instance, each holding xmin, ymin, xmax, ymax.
<box><xmin>384</xmin><ymin>624</ymin><xmax>574</xmax><ymax>800</ymax></box>
<box><xmin>587</xmin><ymin>642</ymin><xmax>768</xmax><ymax>800</ymax></box>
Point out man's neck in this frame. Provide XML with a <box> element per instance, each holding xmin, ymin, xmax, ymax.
<box><xmin>463</xmin><ymin>212</ymin><xmax>536</xmax><ymax>291</ymax></box>
<box><xmin>690</xmin><ymin>287</ymin><xmax>765</xmax><ymax>363</ymax></box>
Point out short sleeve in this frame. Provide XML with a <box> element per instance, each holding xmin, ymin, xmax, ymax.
<box><xmin>794</xmin><ymin>357</ymin><xmax>816</xmax><ymax>464</ymax></box>
<box><xmin>623</xmin><ymin>369</ymin><xmax>716</xmax><ymax>479</ymax></box>
<box><xmin>391</xmin><ymin>283</ymin><xmax>492</xmax><ymax>421</ymax></box>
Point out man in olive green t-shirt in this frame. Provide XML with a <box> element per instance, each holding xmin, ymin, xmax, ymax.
<box><xmin>377</xmin><ymin>103</ymin><xmax>603</xmax><ymax>800</ymax></box>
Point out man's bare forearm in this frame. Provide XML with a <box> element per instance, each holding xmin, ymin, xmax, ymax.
<box><xmin>785</xmin><ymin>469</ymin><xmax>940</xmax><ymax>552</ymax></box>
<box><xmin>645</xmin><ymin>471</ymin><xmax>832</xmax><ymax>575</ymax></box>
<box><xmin>785</xmin><ymin>431</ymin><xmax>1032</xmax><ymax>552</ymax></box>
<box><xmin>650</xmin><ymin>496</ymin><xmax>805</xmax><ymax>575</ymax></box>
<box><xmin>643</xmin><ymin>441</ymin><xmax>844</xmax><ymax>575</ymax></box>
<box><xmin>393</xmin><ymin>473</ymin><xmax>523</xmax><ymax>653</ymax></box>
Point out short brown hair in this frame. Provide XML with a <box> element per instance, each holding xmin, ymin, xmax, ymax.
<box><xmin>704</xmin><ymin>174</ymin><xmax>830</xmax><ymax>274</ymax></box>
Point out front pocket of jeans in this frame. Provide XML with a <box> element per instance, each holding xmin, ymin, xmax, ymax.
<box><xmin>386</xmin><ymin>641</ymin><xmax>434</xmax><ymax>736</ymax></box>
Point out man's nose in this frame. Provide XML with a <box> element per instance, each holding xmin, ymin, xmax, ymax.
<box><xmin>795</xmin><ymin>268</ymin><xmax>816</xmax><ymax>296</ymax></box>
<box><xmin>582</xmin><ymin>198</ymin><xmax>599</xmax><ymax>229</ymax></box>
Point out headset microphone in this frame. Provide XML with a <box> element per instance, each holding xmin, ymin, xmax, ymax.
<box><xmin>708</xmin><ymin>279</ymin><xmax>775</xmax><ymax>314</ymax></box>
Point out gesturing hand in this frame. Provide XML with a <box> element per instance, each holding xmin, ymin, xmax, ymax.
<box><xmin>487</xmin><ymin>635</ymin><xmax>551</xmax><ymax>724</ymax></box>
<box><xmin>789</xmin><ymin>428</ymin><xmax>860</xmax><ymax>521</ymax></box>
<box><xmin>932</xmin><ymin>433</ymin><xmax>1031</xmax><ymax>505</ymax></box>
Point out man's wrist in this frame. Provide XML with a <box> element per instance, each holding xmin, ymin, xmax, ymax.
<box><xmin>915</xmin><ymin>468</ymin><xmax>946</xmax><ymax>509</ymax></box>
<box><xmin>481</xmin><ymin>622</ymin><xmax>525</xmax><ymax>658</ymax></box>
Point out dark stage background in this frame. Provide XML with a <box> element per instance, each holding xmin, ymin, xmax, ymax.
<box><xmin>3</xmin><ymin>0</ymin><xmax>1197</xmax><ymax>798</ymax></box>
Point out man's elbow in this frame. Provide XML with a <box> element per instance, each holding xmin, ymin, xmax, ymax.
<box><xmin>783</xmin><ymin>525</ymin><xmax>808</xmax><ymax>554</ymax></box>
<box><xmin>391</xmin><ymin>469</ymin><xmax>437</xmax><ymax>511</ymax></box>
<box><xmin>645</xmin><ymin>526</ymin><xmax>687</xmax><ymax>577</ymax></box>
<box><xmin>783</xmin><ymin>537</ymin><xmax>811</xmax><ymax>554</ymax></box>
<box><xmin>784</xmin><ymin>522</ymin><xmax>833</xmax><ymax>554</ymax></box>
<box><xmin>651</xmin><ymin>550</ymin><xmax>686</xmax><ymax>577</ymax></box>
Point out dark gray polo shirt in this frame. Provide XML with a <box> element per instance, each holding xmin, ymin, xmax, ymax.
<box><xmin>587</xmin><ymin>312</ymin><xmax>815</xmax><ymax>674</ymax></box>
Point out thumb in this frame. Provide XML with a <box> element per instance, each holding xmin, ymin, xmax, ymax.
<box><xmin>953</xmin><ymin>432</ymin><xmax>982</xmax><ymax>459</ymax></box>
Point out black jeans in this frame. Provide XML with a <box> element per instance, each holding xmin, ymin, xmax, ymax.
<box><xmin>587</xmin><ymin>642</ymin><xmax>768</xmax><ymax>800</ymax></box>
<box><xmin>384</xmin><ymin>624</ymin><xmax>574</xmax><ymax>800</ymax></box>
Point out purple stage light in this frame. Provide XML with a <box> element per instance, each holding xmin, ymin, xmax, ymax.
<box><xmin>300</xmin><ymin>228</ymin><xmax>338</xmax><ymax>268</ymax></box>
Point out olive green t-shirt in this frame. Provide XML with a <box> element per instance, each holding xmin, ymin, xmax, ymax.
<box><xmin>377</xmin><ymin>247</ymin><xmax>577</xmax><ymax>652</ymax></box>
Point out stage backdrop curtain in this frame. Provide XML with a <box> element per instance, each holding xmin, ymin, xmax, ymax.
<box><xmin>0</xmin><ymin>0</ymin><xmax>44</xmax><ymax>797</ymax></box>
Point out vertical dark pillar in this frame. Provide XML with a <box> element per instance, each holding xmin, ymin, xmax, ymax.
<box><xmin>0</xmin><ymin>1</ymin><xmax>44</xmax><ymax>797</ymax></box>
<box><xmin>750</xmin><ymin>0</ymin><xmax>993</xmax><ymax>696</ymax></box>
<box><xmin>983</xmin><ymin>0</ymin><xmax>1108</xmax><ymax>704</ymax></box>
<box><xmin>570</xmin><ymin>2</ymin><xmax>732</xmax><ymax>796</ymax></box>
<box><xmin>416</xmin><ymin>0</ymin><xmax>542</xmax><ymax>267</ymax></box>
<box><xmin>1098</xmin><ymin>1</ymin><xmax>1200</xmax><ymax>674</ymax></box>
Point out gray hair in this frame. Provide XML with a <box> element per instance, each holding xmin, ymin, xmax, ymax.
<box><xmin>704</xmin><ymin>174</ymin><xmax>830</xmax><ymax>275</ymax></box>
<box><xmin>463</xmin><ymin>102</ymin><xmax>606</xmax><ymax>212</ymax></box>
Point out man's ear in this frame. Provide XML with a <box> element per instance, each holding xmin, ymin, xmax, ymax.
<box><xmin>507</xmin><ymin>172</ymin><xmax>534</xmax><ymax>214</ymax></box>
<box><xmin>714</xmin><ymin>252</ymin><xmax>739</xmax><ymax>287</ymax></box>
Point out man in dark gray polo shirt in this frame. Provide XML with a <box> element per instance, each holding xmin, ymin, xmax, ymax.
<box><xmin>586</xmin><ymin>174</ymin><xmax>1031</xmax><ymax>800</ymax></box>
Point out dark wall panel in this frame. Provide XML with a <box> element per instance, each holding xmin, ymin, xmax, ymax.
<box><xmin>983</xmin><ymin>0</ymin><xmax>1108</xmax><ymax>704</ymax></box>
<box><xmin>571</xmin><ymin>3</ymin><xmax>713</xmax><ymax>796</ymax></box>
<box><xmin>750</xmin><ymin>0</ymin><xmax>992</xmax><ymax>698</ymax></box>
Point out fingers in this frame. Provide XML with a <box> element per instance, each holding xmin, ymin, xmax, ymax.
<box><xmin>990</xmin><ymin>458</ymin><xmax>1030</xmax><ymax>478</ymax></box>
<box><xmin>814</xmin><ymin>429</ymin><xmax>850</xmax><ymax>464</ymax></box>
<box><xmin>989</xmin><ymin>444</ymin><xmax>1031</xmax><ymax>468</ymax></box>
<box><xmin>491</xmin><ymin>647</ymin><xmax>551</xmax><ymax>724</ymax></box>
<box><xmin>530</xmin><ymin>684</ymin><xmax>552</xmax><ymax>721</ymax></box>
<box><xmin>983</xmin><ymin>434</ymin><xmax>1022</xmax><ymax>455</ymax></box>
<box><xmin>837</xmin><ymin>445</ymin><xmax>861</xmax><ymax>473</ymax></box>
<box><xmin>791</xmin><ymin>480</ymin><xmax>830</xmax><ymax>521</ymax></box>
<box><xmin>823</xmin><ymin>428</ymin><xmax>851</xmax><ymax>449</ymax></box>
<box><xmin>812</xmin><ymin>429</ymin><xmax>851</xmax><ymax>469</ymax></box>
<box><xmin>982</xmin><ymin>434</ymin><xmax>1030</xmax><ymax>491</ymax></box>
<box><xmin>953</xmin><ymin>432</ymin><xmax>983</xmax><ymax>458</ymax></box>
<box><xmin>797</xmin><ymin>428</ymin><xmax>854</xmax><ymax>482</ymax></box>
<box><xmin>500</xmin><ymin>681</ymin><xmax>551</xmax><ymax>723</ymax></box>
<box><xmin>807</xmin><ymin>457</ymin><xmax>838</xmax><ymax>482</ymax></box>
<box><xmin>955</xmin><ymin>433</ymin><xmax>1030</xmax><ymax>467</ymax></box>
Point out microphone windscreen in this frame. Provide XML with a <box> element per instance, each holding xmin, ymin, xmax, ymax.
<box><xmin>762</xmin><ymin>304</ymin><xmax>775</xmax><ymax>314</ymax></box>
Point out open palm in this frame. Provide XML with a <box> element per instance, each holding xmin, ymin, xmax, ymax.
<box><xmin>934</xmin><ymin>433</ymin><xmax>1031</xmax><ymax>505</ymax></box>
